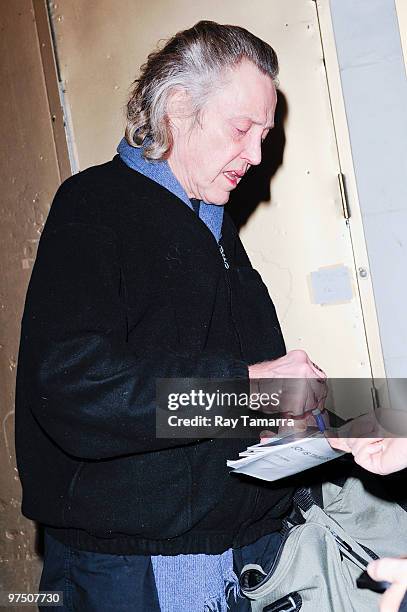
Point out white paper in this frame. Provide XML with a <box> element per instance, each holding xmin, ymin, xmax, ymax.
<box><xmin>227</xmin><ymin>431</ymin><xmax>344</xmax><ymax>482</ymax></box>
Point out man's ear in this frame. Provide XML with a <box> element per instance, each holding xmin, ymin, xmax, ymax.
<box><xmin>166</xmin><ymin>88</ymin><xmax>191</xmax><ymax>131</ymax></box>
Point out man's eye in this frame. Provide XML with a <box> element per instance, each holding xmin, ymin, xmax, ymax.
<box><xmin>235</xmin><ymin>127</ymin><xmax>249</xmax><ymax>135</ymax></box>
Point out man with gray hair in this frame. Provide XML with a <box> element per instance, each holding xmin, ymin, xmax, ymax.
<box><xmin>16</xmin><ymin>20</ymin><xmax>325</xmax><ymax>611</ymax></box>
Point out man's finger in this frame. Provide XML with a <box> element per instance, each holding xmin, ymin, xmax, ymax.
<box><xmin>259</xmin><ymin>430</ymin><xmax>277</xmax><ymax>442</ymax></box>
<box><xmin>348</xmin><ymin>437</ymin><xmax>383</xmax><ymax>458</ymax></box>
<box><xmin>368</xmin><ymin>558</ymin><xmax>407</xmax><ymax>584</ymax></box>
<box><xmin>379</xmin><ymin>582</ymin><xmax>407</xmax><ymax>612</ymax></box>
<box><xmin>326</xmin><ymin>437</ymin><xmax>352</xmax><ymax>452</ymax></box>
<box><xmin>369</xmin><ymin>559</ymin><xmax>407</xmax><ymax>612</ymax></box>
<box><xmin>310</xmin><ymin>361</ymin><xmax>327</xmax><ymax>378</ymax></box>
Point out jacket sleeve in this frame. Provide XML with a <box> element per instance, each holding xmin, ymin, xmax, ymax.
<box><xmin>18</xmin><ymin>218</ymin><xmax>248</xmax><ymax>460</ymax></box>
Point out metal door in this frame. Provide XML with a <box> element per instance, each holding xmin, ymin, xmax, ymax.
<box><xmin>48</xmin><ymin>0</ymin><xmax>384</xmax><ymax>398</ymax></box>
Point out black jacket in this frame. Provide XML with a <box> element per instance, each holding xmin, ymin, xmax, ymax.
<box><xmin>15</xmin><ymin>155</ymin><xmax>293</xmax><ymax>555</ymax></box>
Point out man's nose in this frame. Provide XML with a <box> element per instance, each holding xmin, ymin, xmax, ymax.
<box><xmin>242</xmin><ymin>137</ymin><xmax>262</xmax><ymax>166</ymax></box>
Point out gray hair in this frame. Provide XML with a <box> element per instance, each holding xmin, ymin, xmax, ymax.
<box><xmin>125</xmin><ymin>20</ymin><xmax>279</xmax><ymax>160</ymax></box>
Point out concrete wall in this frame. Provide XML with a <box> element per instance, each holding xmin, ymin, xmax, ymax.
<box><xmin>0</xmin><ymin>0</ymin><xmax>69</xmax><ymax>600</ymax></box>
<box><xmin>330</xmin><ymin>0</ymin><xmax>407</xmax><ymax>377</ymax></box>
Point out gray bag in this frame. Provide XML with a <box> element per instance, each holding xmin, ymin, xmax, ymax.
<box><xmin>239</xmin><ymin>472</ymin><xmax>407</xmax><ymax>612</ymax></box>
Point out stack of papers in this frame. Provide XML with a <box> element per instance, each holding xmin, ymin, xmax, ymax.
<box><xmin>227</xmin><ymin>430</ymin><xmax>344</xmax><ymax>482</ymax></box>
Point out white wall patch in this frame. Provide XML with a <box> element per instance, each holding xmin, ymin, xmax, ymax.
<box><xmin>310</xmin><ymin>265</ymin><xmax>353</xmax><ymax>305</ymax></box>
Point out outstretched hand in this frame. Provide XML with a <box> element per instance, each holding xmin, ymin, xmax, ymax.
<box><xmin>368</xmin><ymin>557</ymin><xmax>407</xmax><ymax>612</ymax></box>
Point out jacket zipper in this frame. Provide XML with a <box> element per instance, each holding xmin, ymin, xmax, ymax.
<box><xmin>219</xmin><ymin>244</ymin><xmax>230</xmax><ymax>269</ymax></box>
<box><xmin>219</xmin><ymin>241</ymin><xmax>245</xmax><ymax>358</ymax></box>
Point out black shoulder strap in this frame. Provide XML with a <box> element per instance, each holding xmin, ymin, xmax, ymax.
<box><xmin>293</xmin><ymin>487</ymin><xmax>319</xmax><ymax>512</ymax></box>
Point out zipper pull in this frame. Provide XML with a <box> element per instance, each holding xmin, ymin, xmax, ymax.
<box><xmin>326</xmin><ymin>526</ymin><xmax>369</xmax><ymax>567</ymax></box>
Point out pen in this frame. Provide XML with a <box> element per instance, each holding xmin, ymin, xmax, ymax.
<box><xmin>312</xmin><ymin>408</ymin><xmax>326</xmax><ymax>432</ymax></box>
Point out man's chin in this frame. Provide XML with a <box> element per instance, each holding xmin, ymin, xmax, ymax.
<box><xmin>203</xmin><ymin>191</ymin><xmax>230</xmax><ymax>206</ymax></box>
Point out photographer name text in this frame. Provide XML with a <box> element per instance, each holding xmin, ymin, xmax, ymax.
<box><xmin>167</xmin><ymin>415</ymin><xmax>295</xmax><ymax>428</ymax></box>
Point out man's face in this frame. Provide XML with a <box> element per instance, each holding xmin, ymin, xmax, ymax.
<box><xmin>167</xmin><ymin>59</ymin><xmax>277</xmax><ymax>205</ymax></box>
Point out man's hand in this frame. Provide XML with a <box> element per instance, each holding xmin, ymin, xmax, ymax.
<box><xmin>368</xmin><ymin>558</ymin><xmax>407</xmax><ymax>612</ymax></box>
<box><xmin>327</xmin><ymin>412</ymin><xmax>407</xmax><ymax>475</ymax></box>
<box><xmin>328</xmin><ymin>436</ymin><xmax>407</xmax><ymax>476</ymax></box>
<box><xmin>249</xmin><ymin>349</ymin><xmax>327</xmax><ymax>427</ymax></box>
